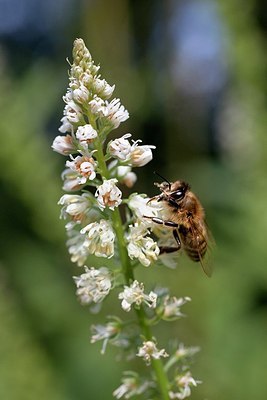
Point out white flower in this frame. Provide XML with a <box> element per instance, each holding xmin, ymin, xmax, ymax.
<box><xmin>72</xmin><ymin>38</ymin><xmax>92</xmax><ymax>64</ymax></box>
<box><xmin>137</xmin><ymin>341</ymin><xmax>168</xmax><ymax>365</ymax></box>
<box><xmin>63</xmin><ymin>89</ymin><xmax>73</xmax><ymax>103</ymax></box>
<box><xmin>72</xmin><ymin>84</ymin><xmax>89</xmax><ymax>104</ymax></box>
<box><xmin>129</xmin><ymin>140</ymin><xmax>155</xmax><ymax>167</ymax></box>
<box><xmin>52</xmin><ymin>134</ymin><xmax>76</xmax><ymax>155</ymax></box>
<box><xmin>117</xmin><ymin>166</ymin><xmax>137</xmax><ymax>188</ymax></box>
<box><xmin>58</xmin><ymin>116</ymin><xmax>73</xmax><ymax>133</ymax></box>
<box><xmin>95</xmin><ymin>178</ymin><xmax>122</xmax><ymax>210</ymax></box>
<box><xmin>162</xmin><ymin>296</ymin><xmax>191</xmax><ymax>320</ymax></box>
<box><xmin>81</xmin><ymin>219</ymin><xmax>115</xmax><ymax>258</ymax></box>
<box><xmin>75</xmin><ymin>124</ymin><xmax>98</xmax><ymax>148</ymax></box>
<box><xmin>108</xmin><ymin>133</ymin><xmax>132</xmax><ymax>161</ymax></box>
<box><xmin>113</xmin><ymin>373</ymin><xmax>154</xmax><ymax>399</ymax></box>
<box><xmin>66</xmin><ymin>155</ymin><xmax>96</xmax><ymax>184</ymax></box>
<box><xmin>89</xmin><ymin>95</ymin><xmax>105</xmax><ymax>114</ymax></box>
<box><xmin>91</xmin><ymin>321</ymin><xmax>121</xmax><ymax>354</ymax></box>
<box><xmin>61</xmin><ymin>168</ymin><xmax>84</xmax><ymax>192</ymax></box>
<box><xmin>128</xmin><ymin>193</ymin><xmax>161</xmax><ymax>223</ymax></box>
<box><xmin>64</xmin><ymin>100</ymin><xmax>83</xmax><ymax>124</ymax></box>
<box><xmin>73</xmin><ymin>266</ymin><xmax>112</xmax><ymax>305</ymax></box>
<box><xmin>98</xmin><ymin>98</ymin><xmax>129</xmax><ymax>128</ymax></box>
<box><xmin>92</xmin><ymin>77</ymin><xmax>115</xmax><ymax>99</ymax></box>
<box><xmin>58</xmin><ymin>193</ymin><xmax>91</xmax><ymax>221</ymax></box>
<box><xmin>169</xmin><ymin>372</ymin><xmax>201</xmax><ymax>400</ymax></box>
<box><xmin>127</xmin><ymin>224</ymin><xmax>160</xmax><ymax>267</ymax></box>
<box><xmin>79</xmin><ymin>71</ymin><xmax>94</xmax><ymax>87</ymax></box>
<box><xmin>175</xmin><ymin>343</ymin><xmax>200</xmax><ymax>360</ymax></box>
<box><xmin>66</xmin><ymin>229</ymin><xmax>91</xmax><ymax>266</ymax></box>
<box><xmin>118</xmin><ymin>280</ymin><xmax>157</xmax><ymax>312</ymax></box>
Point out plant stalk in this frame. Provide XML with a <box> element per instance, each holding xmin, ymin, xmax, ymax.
<box><xmin>94</xmin><ymin>133</ymin><xmax>170</xmax><ymax>400</ymax></box>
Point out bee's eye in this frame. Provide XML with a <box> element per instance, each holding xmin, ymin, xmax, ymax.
<box><xmin>171</xmin><ymin>190</ymin><xmax>184</xmax><ymax>201</ymax></box>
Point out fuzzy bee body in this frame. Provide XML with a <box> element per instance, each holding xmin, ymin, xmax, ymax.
<box><xmin>146</xmin><ymin>178</ymin><xmax>212</xmax><ymax>276</ymax></box>
<box><xmin>178</xmin><ymin>224</ymin><xmax>207</xmax><ymax>262</ymax></box>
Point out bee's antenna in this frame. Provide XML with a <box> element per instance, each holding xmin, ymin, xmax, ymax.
<box><xmin>153</xmin><ymin>171</ymin><xmax>171</xmax><ymax>189</ymax></box>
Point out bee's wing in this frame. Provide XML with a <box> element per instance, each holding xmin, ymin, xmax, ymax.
<box><xmin>191</xmin><ymin>219</ymin><xmax>214</xmax><ymax>277</ymax></box>
<box><xmin>198</xmin><ymin>245</ymin><xmax>213</xmax><ymax>277</ymax></box>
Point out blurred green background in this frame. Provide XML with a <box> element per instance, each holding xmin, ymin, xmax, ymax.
<box><xmin>1</xmin><ymin>0</ymin><xmax>267</xmax><ymax>399</ymax></box>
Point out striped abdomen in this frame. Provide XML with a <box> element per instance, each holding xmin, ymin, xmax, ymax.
<box><xmin>178</xmin><ymin>225</ymin><xmax>207</xmax><ymax>262</ymax></box>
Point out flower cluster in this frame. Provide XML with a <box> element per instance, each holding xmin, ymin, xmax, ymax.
<box><xmin>137</xmin><ymin>340</ymin><xmax>169</xmax><ymax>365</ymax></box>
<box><xmin>73</xmin><ymin>266</ymin><xmax>112</xmax><ymax>305</ymax></box>
<box><xmin>52</xmin><ymin>39</ymin><xmax>158</xmax><ymax>267</ymax></box>
<box><xmin>118</xmin><ymin>280</ymin><xmax>157</xmax><ymax>312</ymax></box>
<box><xmin>169</xmin><ymin>372</ymin><xmax>201</xmax><ymax>399</ymax></box>
<box><xmin>52</xmin><ymin>39</ymin><xmax>201</xmax><ymax>400</ymax></box>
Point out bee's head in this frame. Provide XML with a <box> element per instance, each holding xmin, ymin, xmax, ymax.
<box><xmin>153</xmin><ymin>172</ymin><xmax>190</xmax><ymax>203</ymax></box>
<box><xmin>168</xmin><ymin>180</ymin><xmax>190</xmax><ymax>202</ymax></box>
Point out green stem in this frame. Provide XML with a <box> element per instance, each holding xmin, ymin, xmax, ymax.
<box><xmin>94</xmin><ymin>133</ymin><xmax>170</xmax><ymax>400</ymax></box>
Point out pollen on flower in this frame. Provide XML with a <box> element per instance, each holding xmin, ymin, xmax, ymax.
<box><xmin>52</xmin><ymin>134</ymin><xmax>76</xmax><ymax>155</ymax></box>
<box><xmin>58</xmin><ymin>193</ymin><xmax>91</xmax><ymax>223</ymax></box>
<box><xmin>95</xmin><ymin>178</ymin><xmax>122</xmax><ymax>210</ymax></box>
<box><xmin>66</xmin><ymin>155</ymin><xmax>96</xmax><ymax>184</ymax></box>
<box><xmin>129</xmin><ymin>140</ymin><xmax>156</xmax><ymax>167</ymax></box>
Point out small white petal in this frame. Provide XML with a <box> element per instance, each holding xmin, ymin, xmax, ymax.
<box><xmin>52</xmin><ymin>135</ymin><xmax>76</xmax><ymax>155</ymax></box>
<box><xmin>73</xmin><ymin>266</ymin><xmax>112</xmax><ymax>305</ymax></box>
<box><xmin>108</xmin><ymin>134</ymin><xmax>132</xmax><ymax>161</ymax></box>
<box><xmin>95</xmin><ymin>179</ymin><xmax>122</xmax><ymax>211</ymax></box>
<box><xmin>81</xmin><ymin>219</ymin><xmax>115</xmax><ymax>258</ymax></box>
<box><xmin>137</xmin><ymin>341</ymin><xmax>168</xmax><ymax>365</ymax></box>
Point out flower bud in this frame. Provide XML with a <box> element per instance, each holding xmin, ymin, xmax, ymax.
<box><xmin>75</xmin><ymin>124</ymin><xmax>98</xmax><ymax>147</ymax></box>
<box><xmin>73</xmin><ymin>85</ymin><xmax>89</xmax><ymax>104</ymax></box>
<box><xmin>52</xmin><ymin>135</ymin><xmax>76</xmax><ymax>155</ymax></box>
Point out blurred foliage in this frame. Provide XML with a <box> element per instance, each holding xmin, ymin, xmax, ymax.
<box><xmin>1</xmin><ymin>0</ymin><xmax>267</xmax><ymax>399</ymax></box>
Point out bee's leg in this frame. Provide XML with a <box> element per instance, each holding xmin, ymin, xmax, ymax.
<box><xmin>143</xmin><ymin>216</ymin><xmax>178</xmax><ymax>228</ymax></box>
<box><xmin>172</xmin><ymin>229</ymin><xmax>181</xmax><ymax>248</ymax></box>
<box><xmin>158</xmin><ymin>229</ymin><xmax>182</xmax><ymax>255</ymax></box>
<box><xmin>143</xmin><ymin>217</ymin><xmax>180</xmax><ymax>253</ymax></box>
<box><xmin>146</xmin><ymin>194</ymin><xmax>163</xmax><ymax>204</ymax></box>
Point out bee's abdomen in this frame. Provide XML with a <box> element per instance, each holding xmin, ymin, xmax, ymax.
<box><xmin>179</xmin><ymin>227</ymin><xmax>207</xmax><ymax>262</ymax></box>
<box><xmin>184</xmin><ymin>240</ymin><xmax>207</xmax><ymax>262</ymax></box>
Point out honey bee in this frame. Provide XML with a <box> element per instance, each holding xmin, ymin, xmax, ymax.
<box><xmin>145</xmin><ymin>174</ymin><xmax>212</xmax><ymax>276</ymax></box>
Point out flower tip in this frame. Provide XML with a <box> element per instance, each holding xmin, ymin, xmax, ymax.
<box><xmin>73</xmin><ymin>38</ymin><xmax>92</xmax><ymax>64</ymax></box>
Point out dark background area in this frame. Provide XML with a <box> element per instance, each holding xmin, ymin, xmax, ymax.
<box><xmin>1</xmin><ymin>0</ymin><xmax>267</xmax><ymax>399</ymax></box>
